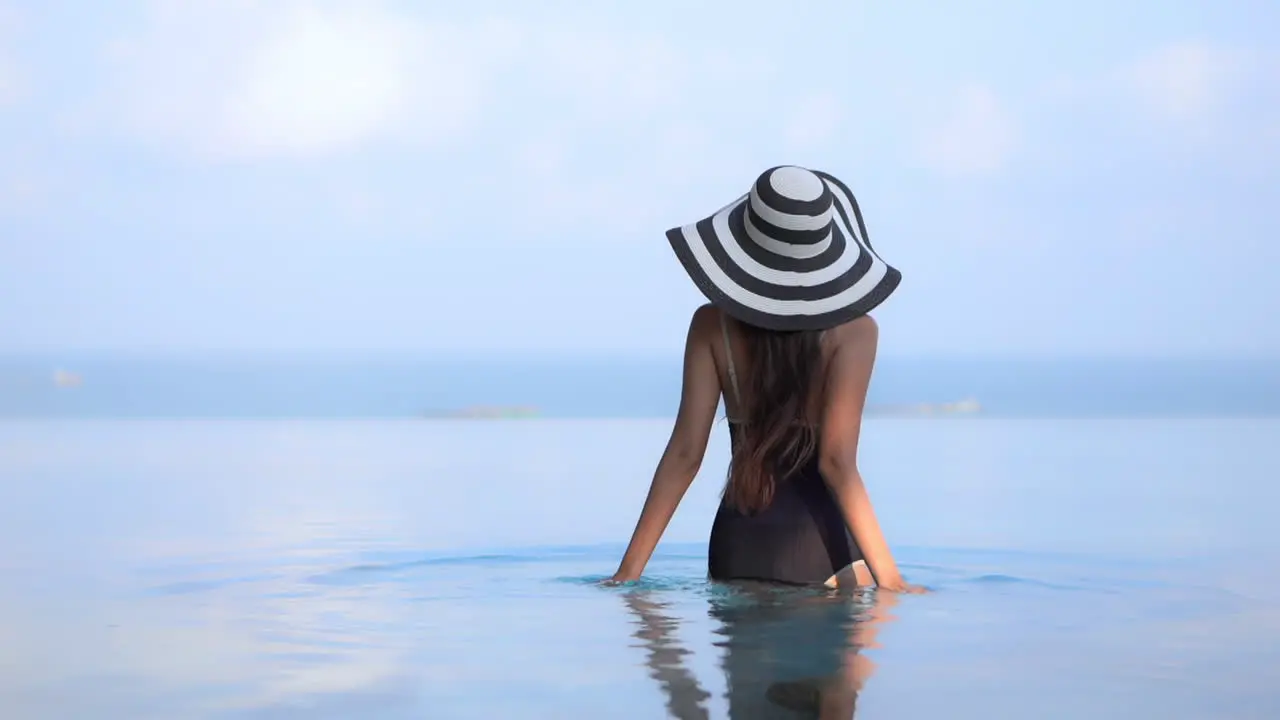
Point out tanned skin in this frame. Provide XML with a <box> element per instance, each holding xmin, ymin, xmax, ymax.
<box><xmin>611</xmin><ymin>303</ymin><xmax>924</xmax><ymax>594</ymax></box>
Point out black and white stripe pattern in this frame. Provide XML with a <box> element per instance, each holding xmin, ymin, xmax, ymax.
<box><xmin>666</xmin><ymin>165</ymin><xmax>901</xmax><ymax>331</ymax></box>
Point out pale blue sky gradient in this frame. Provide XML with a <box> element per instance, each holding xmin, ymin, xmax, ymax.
<box><xmin>0</xmin><ymin>0</ymin><xmax>1276</xmax><ymax>356</ymax></box>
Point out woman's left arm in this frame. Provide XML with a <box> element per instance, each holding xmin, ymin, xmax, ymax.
<box><xmin>611</xmin><ymin>306</ymin><xmax>723</xmax><ymax>582</ymax></box>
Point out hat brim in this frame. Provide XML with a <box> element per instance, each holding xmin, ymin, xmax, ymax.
<box><xmin>665</xmin><ymin>171</ymin><xmax>901</xmax><ymax>332</ymax></box>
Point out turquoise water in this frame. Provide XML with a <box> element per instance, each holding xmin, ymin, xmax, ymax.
<box><xmin>2</xmin><ymin>418</ymin><xmax>1279</xmax><ymax>718</ymax></box>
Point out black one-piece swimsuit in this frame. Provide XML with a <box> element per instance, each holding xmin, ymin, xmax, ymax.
<box><xmin>707</xmin><ymin>314</ymin><xmax>863</xmax><ymax>585</ymax></box>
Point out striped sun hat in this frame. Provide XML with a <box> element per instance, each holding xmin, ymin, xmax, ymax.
<box><xmin>665</xmin><ymin>165</ymin><xmax>901</xmax><ymax>332</ymax></box>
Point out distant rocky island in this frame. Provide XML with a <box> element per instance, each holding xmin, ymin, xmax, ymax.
<box><xmin>52</xmin><ymin>369</ymin><xmax>83</xmax><ymax>388</ymax></box>
<box><xmin>866</xmin><ymin>398</ymin><xmax>981</xmax><ymax>416</ymax></box>
<box><xmin>422</xmin><ymin>405</ymin><xmax>541</xmax><ymax>419</ymax></box>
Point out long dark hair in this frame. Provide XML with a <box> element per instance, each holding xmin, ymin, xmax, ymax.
<box><xmin>725</xmin><ymin>319</ymin><xmax>824</xmax><ymax>514</ymax></box>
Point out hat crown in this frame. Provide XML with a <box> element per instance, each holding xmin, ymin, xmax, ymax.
<box><xmin>747</xmin><ymin>166</ymin><xmax>834</xmax><ymax>239</ymax></box>
<box><xmin>766</xmin><ymin>165</ymin><xmax>825</xmax><ymax>202</ymax></box>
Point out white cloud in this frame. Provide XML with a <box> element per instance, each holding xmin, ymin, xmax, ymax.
<box><xmin>95</xmin><ymin>2</ymin><xmax>723</xmax><ymax>165</ymax></box>
<box><xmin>0</xmin><ymin>58</ymin><xmax>15</xmax><ymax>107</ymax></box>
<box><xmin>915</xmin><ymin>85</ymin><xmax>1017</xmax><ymax>177</ymax></box>
<box><xmin>494</xmin><ymin>33</ymin><xmax>776</xmax><ymax>234</ymax></box>
<box><xmin>529</xmin><ymin>30</ymin><xmax>687</xmax><ymax>122</ymax></box>
<box><xmin>0</xmin><ymin>3</ymin><xmax>19</xmax><ymax>106</ymax></box>
<box><xmin>87</xmin><ymin>0</ymin><xmax>797</xmax><ymax>221</ymax></box>
<box><xmin>508</xmin><ymin>132</ymin><xmax>678</xmax><ymax>234</ymax></box>
<box><xmin>98</xmin><ymin>1</ymin><xmax>518</xmax><ymax>160</ymax></box>
<box><xmin>513</xmin><ymin>136</ymin><xmax>568</xmax><ymax>179</ymax></box>
<box><xmin>1120</xmin><ymin>41</ymin><xmax>1237</xmax><ymax>122</ymax></box>
<box><xmin>0</xmin><ymin>168</ymin><xmax>51</xmax><ymax>218</ymax></box>
<box><xmin>219</xmin><ymin>7</ymin><xmax>419</xmax><ymax>157</ymax></box>
<box><xmin>1031</xmin><ymin>41</ymin><xmax>1276</xmax><ymax>163</ymax></box>
<box><xmin>81</xmin><ymin>2</ymin><xmax>796</xmax><ymax>240</ymax></box>
<box><xmin>783</xmin><ymin>92</ymin><xmax>842</xmax><ymax>150</ymax></box>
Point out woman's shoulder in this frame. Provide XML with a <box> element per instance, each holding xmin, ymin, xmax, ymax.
<box><xmin>687</xmin><ymin>303</ymin><xmax>723</xmax><ymax>338</ymax></box>
<box><xmin>820</xmin><ymin>316</ymin><xmax>879</xmax><ymax>394</ymax></box>
<box><xmin>827</xmin><ymin>314</ymin><xmax>878</xmax><ymax>345</ymax></box>
<box><xmin>823</xmin><ymin>315</ymin><xmax>879</xmax><ymax>369</ymax></box>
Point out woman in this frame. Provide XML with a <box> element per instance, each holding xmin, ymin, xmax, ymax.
<box><xmin>610</xmin><ymin>165</ymin><xmax>923</xmax><ymax>593</ymax></box>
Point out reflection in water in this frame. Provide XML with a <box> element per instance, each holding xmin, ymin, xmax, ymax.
<box><xmin>624</xmin><ymin>584</ymin><xmax>900</xmax><ymax>719</ymax></box>
<box><xmin>624</xmin><ymin>593</ymin><xmax>712</xmax><ymax>720</ymax></box>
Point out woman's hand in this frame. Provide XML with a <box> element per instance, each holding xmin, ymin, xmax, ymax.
<box><xmin>601</xmin><ymin>572</ymin><xmax>638</xmax><ymax>586</ymax></box>
<box><xmin>877</xmin><ymin>578</ymin><xmax>929</xmax><ymax>594</ymax></box>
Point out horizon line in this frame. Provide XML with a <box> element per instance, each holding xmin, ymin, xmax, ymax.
<box><xmin>1</xmin><ymin>350</ymin><xmax>1277</xmax><ymax>363</ymax></box>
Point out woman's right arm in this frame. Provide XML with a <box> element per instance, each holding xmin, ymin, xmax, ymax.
<box><xmin>818</xmin><ymin>316</ymin><xmax>924</xmax><ymax>594</ymax></box>
<box><xmin>610</xmin><ymin>306</ymin><xmax>722</xmax><ymax>582</ymax></box>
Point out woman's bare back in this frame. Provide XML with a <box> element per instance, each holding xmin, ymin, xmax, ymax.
<box><xmin>707</xmin><ymin>304</ymin><xmax>879</xmax><ymax>429</ymax></box>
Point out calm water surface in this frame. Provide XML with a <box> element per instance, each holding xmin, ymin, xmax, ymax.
<box><xmin>1</xmin><ymin>418</ymin><xmax>1278</xmax><ymax>719</ymax></box>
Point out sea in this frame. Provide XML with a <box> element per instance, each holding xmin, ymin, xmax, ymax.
<box><xmin>1</xmin><ymin>356</ymin><xmax>1279</xmax><ymax>719</ymax></box>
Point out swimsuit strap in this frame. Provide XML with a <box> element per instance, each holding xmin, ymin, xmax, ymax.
<box><xmin>719</xmin><ymin>310</ymin><xmax>742</xmax><ymax>408</ymax></box>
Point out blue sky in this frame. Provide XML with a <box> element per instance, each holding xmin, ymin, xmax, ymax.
<box><xmin>0</xmin><ymin>0</ymin><xmax>1276</xmax><ymax>357</ymax></box>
